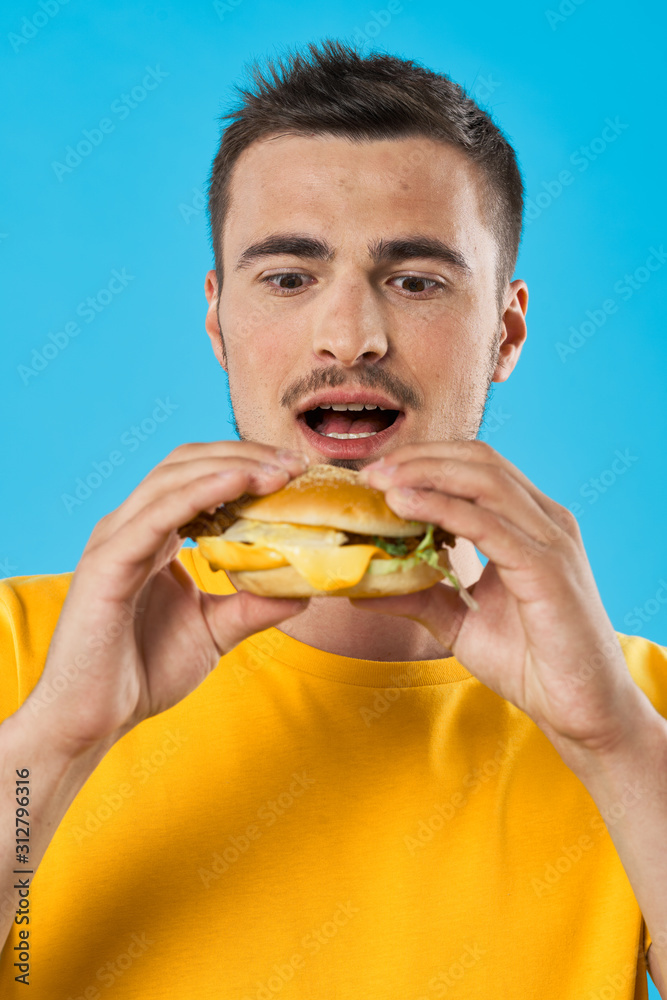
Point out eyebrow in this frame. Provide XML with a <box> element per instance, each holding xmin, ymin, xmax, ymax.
<box><xmin>234</xmin><ymin>232</ymin><xmax>471</xmax><ymax>274</ymax></box>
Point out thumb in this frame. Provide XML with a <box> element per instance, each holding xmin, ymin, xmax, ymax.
<box><xmin>200</xmin><ymin>589</ymin><xmax>309</xmax><ymax>654</ymax></box>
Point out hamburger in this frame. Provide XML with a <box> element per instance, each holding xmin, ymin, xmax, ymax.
<box><xmin>178</xmin><ymin>463</ymin><xmax>477</xmax><ymax>605</ymax></box>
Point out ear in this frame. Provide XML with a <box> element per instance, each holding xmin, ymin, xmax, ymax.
<box><xmin>204</xmin><ymin>269</ymin><xmax>227</xmax><ymax>372</ymax></box>
<box><xmin>491</xmin><ymin>279</ymin><xmax>528</xmax><ymax>384</ymax></box>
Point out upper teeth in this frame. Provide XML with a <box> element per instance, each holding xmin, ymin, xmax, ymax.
<box><xmin>320</xmin><ymin>403</ymin><xmax>387</xmax><ymax>411</ymax></box>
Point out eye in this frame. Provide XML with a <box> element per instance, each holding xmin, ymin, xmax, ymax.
<box><xmin>259</xmin><ymin>271</ymin><xmax>446</xmax><ymax>297</ymax></box>
<box><xmin>261</xmin><ymin>272</ymin><xmax>314</xmax><ymax>295</ymax></box>
<box><xmin>389</xmin><ymin>275</ymin><xmax>446</xmax><ymax>297</ymax></box>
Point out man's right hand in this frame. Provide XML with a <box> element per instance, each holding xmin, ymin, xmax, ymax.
<box><xmin>22</xmin><ymin>442</ymin><xmax>310</xmax><ymax>758</ymax></box>
<box><xmin>0</xmin><ymin>442</ymin><xmax>309</xmax><ymax>953</ymax></box>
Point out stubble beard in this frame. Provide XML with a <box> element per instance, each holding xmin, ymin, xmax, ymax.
<box><xmin>223</xmin><ymin>319</ymin><xmax>502</xmax><ymax>460</ymax></box>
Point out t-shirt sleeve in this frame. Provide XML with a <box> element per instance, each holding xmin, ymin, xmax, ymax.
<box><xmin>0</xmin><ymin>581</ymin><xmax>20</xmax><ymax>723</ymax></box>
<box><xmin>643</xmin><ymin>918</ymin><xmax>652</xmax><ymax>961</ymax></box>
<box><xmin>0</xmin><ymin>573</ymin><xmax>73</xmax><ymax>722</ymax></box>
<box><xmin>617</xmin><ymin>631</ymin><xmax>667</xmax><ymax>720</ymax></box>
<box><xmin>618</xmin><ymin>634</ymin><xmax>666</xmax><ymax>968</ymax></box>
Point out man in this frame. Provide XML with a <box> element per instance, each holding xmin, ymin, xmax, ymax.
<box><xmin>0</xmin><ymin>39</ymin><xmax>665</xmax><ymax>998</ymax></box>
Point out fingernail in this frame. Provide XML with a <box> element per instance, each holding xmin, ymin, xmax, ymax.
<box><xmin>259</xmin><ymin>462</ymin><xmax>289</xmax><ymax>475</ymax></box>
<box><xmin>394</xmin><ymin>486</ymin><xmax>416</xmax><ymax>497</ymax></box>
<box><xmin>276</xmin><ymin>449</ymin><xmax>309</xmax><ymax>467</ymax></box>
<box><xmin>366</xmin><ymin>464</ymin><xmax>398</xmax><ymax>482</ymax></box>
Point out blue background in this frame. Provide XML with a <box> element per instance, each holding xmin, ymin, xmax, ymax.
<box><xmin>0</xmin><ymin>1</ymin><xmax>664</xmax><ymax>993</ymax></box>
<box><xmin>4</xmin><ymin>1</ymin><xmax>665</xmax><ymax>659</ymax></box>
<box><xmin>1</xmin><ymin>4</ymin><xmax>666</xmax><ymax>634</ymax></box>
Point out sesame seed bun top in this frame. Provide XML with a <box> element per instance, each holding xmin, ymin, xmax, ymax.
<box><xmin>240</xmin><ymin>463</ymin><xmax>426</xmax><ymax>537</ymax></box>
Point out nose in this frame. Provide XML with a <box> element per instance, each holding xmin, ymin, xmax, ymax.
<box><xmin>311</xmin><ymin>274</ymin><xmax>390</xmax><ymax>367</ymax></box>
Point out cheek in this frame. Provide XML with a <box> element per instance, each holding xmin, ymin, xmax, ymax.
<box><xmin>220</xmin><ymin>293</ymin><xmax>289</xmax><ymax>367</ymax></box>
<box><xmin>413</xmin><ymin>303</ymin><xmax>489</xmax><ymax>375</ymax></box>
<box><xmin>219</xmin><ymin>296</ymin><xmax>305</xmax><ymax>417</ymax></box>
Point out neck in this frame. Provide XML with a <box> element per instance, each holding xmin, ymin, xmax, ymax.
<box><xmin>277</xmin><ymin>540</ymin><xmax>483</xmax><ymax>662</ymax></box>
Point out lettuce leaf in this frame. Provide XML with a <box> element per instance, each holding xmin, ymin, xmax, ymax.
<box><xmin>371</xmin><ymin>535</ymin><xmax>409</xmax><ymax>557</ymax></box>
<box><xmin>367</xmin><ymin>522</ymin><xmax>479</xmax><ymax>610</ymax></box>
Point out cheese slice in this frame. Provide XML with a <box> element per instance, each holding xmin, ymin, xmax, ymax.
<box><xmin>275</xmin><ymin>543</ymin><xmax>390</xmax><ymax>591</ymax></box>
<box><xmin>196</xmin><ymin>537</ymin><xmax>290</xmax><ymax>572</ymax></box>
<box><xmin>196</xmin><ymin>519</ymin><xmax>394</xmax><ymax>590</ymax></box>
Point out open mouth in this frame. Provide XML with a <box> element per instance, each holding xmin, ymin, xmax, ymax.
<box><xmin>299</xmin><ymin>403</ymin><xmax>401</xmax><ymax>440</ymax></box>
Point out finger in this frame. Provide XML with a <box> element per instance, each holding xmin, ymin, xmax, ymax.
<box><xmin>157</xmin><ymin>440</ymin><xmax>309</xmax><ymax>473</ymax></box>
<box><xmin>201</xmin><ymin>588</ymin><xmax>309</xmax><ymax>657</ymax></box>
<box><xmin>382</xmin><ymin>486</ymin><xmax>566</xmax><ymax>574</ymax></box>
<box><xmin>79</xmin><ymin>465</ymin><xmax>294</xmax><ymax>603</ymax></box>
<box><xmin>93</xmin><ymin>452</ymin><xmax>306</xmax><ymax>543</ymax></box>
<box><xmin>98</xmin><ymin>442</ymin><xmax>308</xmax><ymax>532</ymax></box>
<box><xmin>363</xmin><ymin>457</ymin><xmax>557</xmax><ymax>545</ymax></box>
<box><xmin>361</xmin><ymin>440</ymin><xmax>574</xmax><ymax>529</ymax></box>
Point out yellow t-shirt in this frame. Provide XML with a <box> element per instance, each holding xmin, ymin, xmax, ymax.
<box><xmin>0</xmin><ymin>547</ymin><xmax>664</xmax><ymax>999</ymax></box>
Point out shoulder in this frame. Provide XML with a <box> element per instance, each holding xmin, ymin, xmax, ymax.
<box><xmin>0</xmin><ymin>571</ymin><xmax>74</xmax><ymax>644</ymax></box>
<box><xmin>0</xmin><ymin>572</ymin><xmax>74</xmax><ymax>719</ymax></box>
<box><xmin>0</xmin><ymin>549</ymin><xmax>204</xmax><ymax>719</ymax></box>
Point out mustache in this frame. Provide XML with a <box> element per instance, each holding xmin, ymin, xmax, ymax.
<box><xmin>280</xmin><ymin>366</ymin><xmax>424</xmax><ymax>411</ymax></box>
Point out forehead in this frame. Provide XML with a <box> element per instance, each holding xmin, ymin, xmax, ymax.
<box><xmin>222</xmin><ymin>133</ymin><xmax>496</xmax><ymax>268</ymax></box>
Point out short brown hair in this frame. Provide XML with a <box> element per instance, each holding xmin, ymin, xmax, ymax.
<box><xmin>208</xmin><ymin>39</ymin><xmax>524</xmax><ymax>302</ymax></box>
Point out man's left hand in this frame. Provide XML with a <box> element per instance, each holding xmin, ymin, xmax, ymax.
<box><xmin>357</xmin><ymin>440</ymin><xmax>644</xmax><ymax>761</ymax></box>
